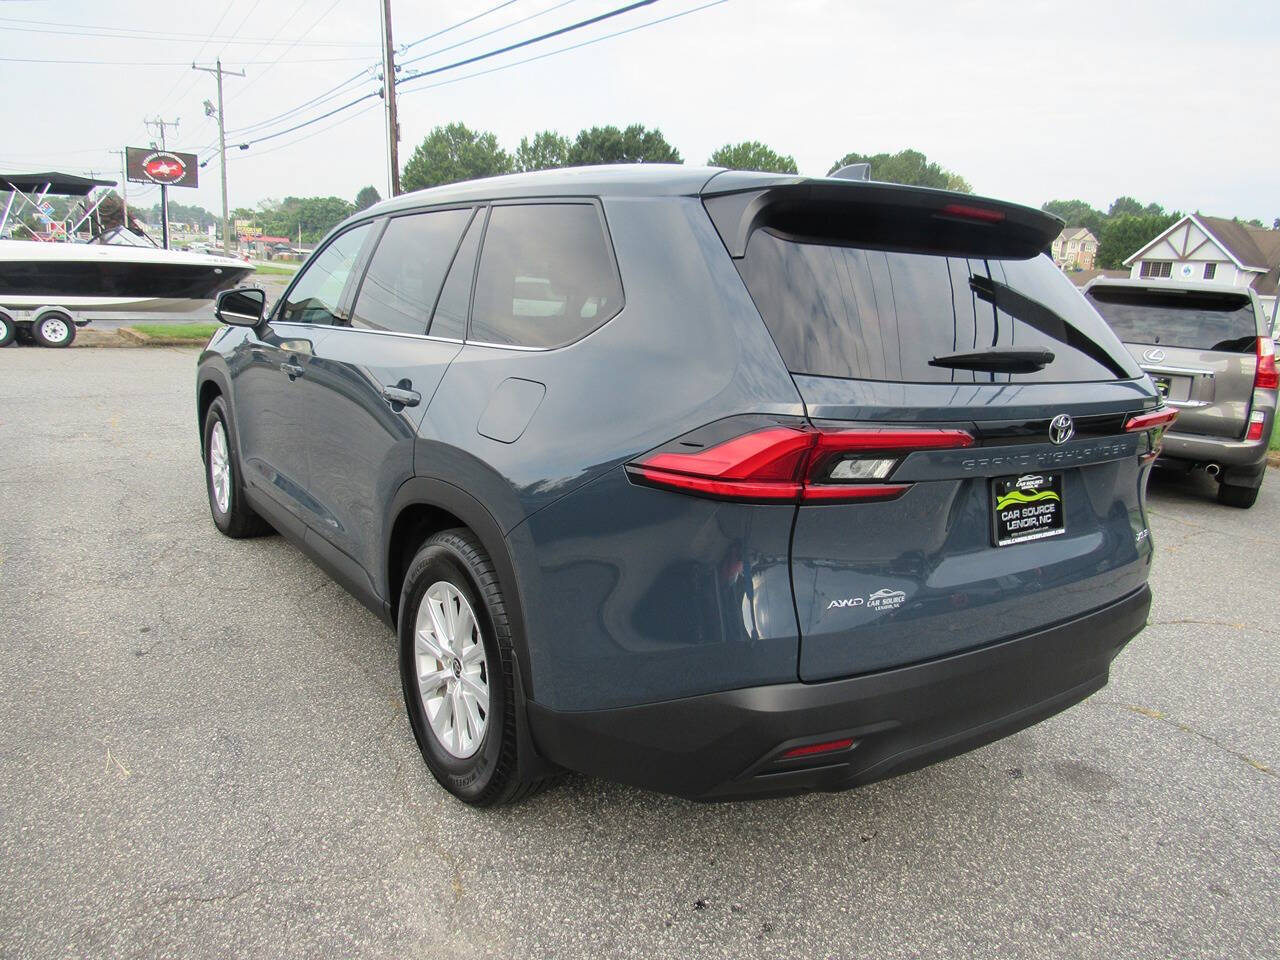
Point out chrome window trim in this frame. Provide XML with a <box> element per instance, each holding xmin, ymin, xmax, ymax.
<box><xmin>267</xmin><ymin>319</ymin><xmax>552</xmax><ymax>352</ymax></box>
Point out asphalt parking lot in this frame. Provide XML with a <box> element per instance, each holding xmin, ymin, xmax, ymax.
<box><xmin>1</xmin><ymin>347</ymin><xmax>1276</xmax><ymax>960</ymax></box>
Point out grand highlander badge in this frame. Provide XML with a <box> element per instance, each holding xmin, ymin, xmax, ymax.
<box><xmin>1048</xmin><ymin>413</ymin><xmax>1074</xmax><ymax>445</ymax></box>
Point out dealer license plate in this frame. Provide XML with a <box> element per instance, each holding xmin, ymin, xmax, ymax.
<box><xmin>992</xmin><ymin>473</ymin><xmax>1065</xmax><ymax>546</ymax></box>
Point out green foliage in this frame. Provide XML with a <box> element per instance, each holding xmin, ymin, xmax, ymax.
<box><xmin>232</xmin><ymin>196</ymin><xmax>355</xmax><ymax>243</ymax></box>
<box><xmin>707</xmin><ymin>141</ymin><xmax>797</xmax><ymax>174</ymax></box>
<box><xmin>149</xmin><ymin>199</ymin><xmax>218</xmax><ymax>229</ymax></box>
<box><xmin>354</xmin><ymin>185</ymin><xmax>381</xmax><ymax>211</ymax></box>
<box><xmin>1097</xmin><ymin>213</ymin><xmax>1179</xmax><ymax>270</ymax></box>
<box><xmin>566</xmin><ymin>124</ymin><xmax>681</xmax><ymax>166</ymax></box>
<box><xmin>401</xmin><ymin>122</ymin><xmax>513</xmax><ymax>192</ymax></box>
<box><xmin>516</xmin><ymin>131</ymin><xmax>572</xmax><ymax>172</ymax></box>
<box><xmin>1041</xmin><ymin>199</ymin><xmax>1107</xmax><ymax>238</ymax></box>
<box><xmin>827</xmin><ymin>148</ymin><xmax>972</xmax><ymax>193</ymax></box>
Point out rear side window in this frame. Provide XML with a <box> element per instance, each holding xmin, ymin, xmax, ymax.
<box><xmin>470</xmin><ymin>203</ymin><xmax>623</xmax><ymax>348</ymax></box>
<box><xmin>352</xmin><ymin>208</ymin><xmax>471</xmax><ymax>335</ymax></box>
<box><xmin>1086</xmin><ymin>286</ymin><xmax>1258</xmax><ymax>353</ymax></box>
<box><xmin>737</xmin><ymin>229</ymin><xmax>1137</xmax><ymax>383</ymax></box>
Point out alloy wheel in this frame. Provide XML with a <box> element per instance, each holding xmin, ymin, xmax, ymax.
<box><xmin>209</xmin><ymin>422</ymin><xmax>232</xmax><ymax>514</ymax></box>
<box><xmin>414</xmin><ymin>580</ymin><xmax>489</xmax><ymax>759</ymax></box>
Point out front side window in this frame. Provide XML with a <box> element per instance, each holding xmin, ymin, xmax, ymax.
<box><xmin>351</xmin><ymin>208</ymin><xmax>472</xmax><ymax>335</ymax></box>
<box><xmin>470</xmin><ymin>203</ymin><xmax>623</xmax><ymax>348</ymax></box>
<box><xmin>278</xmin><ymin>222</ymin><xmax>372</xmax><ymax>325</ymax></box>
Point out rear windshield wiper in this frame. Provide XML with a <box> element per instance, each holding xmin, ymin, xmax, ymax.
<box><xmin>930</xmin><ymin>347</ymin><xmax>1055</xmax><ymax>373</ymax></box>
<box><xmin>969</xmin><ymin>275</ymin><xmax>1131</xmax><ymax>379</ymax></box>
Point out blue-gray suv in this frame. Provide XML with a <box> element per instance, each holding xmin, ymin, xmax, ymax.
<box><xmin>197</xmin><ymin>165</ymin><xmax>1170</xmax><ymax>806</ymax></box>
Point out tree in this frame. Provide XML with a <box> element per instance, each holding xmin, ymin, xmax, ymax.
<box><xmin>566</xmin><ymin>124</ymin><xmax>681</xmax><ymax>165</ymax></box>
<box><xmin>354</xmin><ymin>185</ymin><xmax>381</xmax><ymax>211</ymax></box>
<box><xmin>516</xmin><ymin>131</ymin><xmax>571</xmax><ymax>172</ymax></box>
<box><xmin>827</xmin><ymin>148</ymin><xmax>971</xmax><ymax>193</ymax></box>
<box><xmin>1108</xmin><ymin>196</ymin><xmax>1165</xmax><ymax>219</ymax></box>
<box><xmin>402</xmin><ymin>122</ymin><xmax>513</xmax><ymax>192</ymax></box>
<box><xmin>1042</xmin><ymin>199</ymin><xmax>1106</xmax><ymax>238</ymax></box>
<box><xmin>1097</xmin><ymin>213</ymin><xmax>1179</xmax><ymax>270</ymax></box>
<box><xmin>707</xmin><ymin>140</ymin><xmax>797</xmax><ymax>174</ymax></box>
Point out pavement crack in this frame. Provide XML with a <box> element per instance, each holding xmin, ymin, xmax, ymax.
<box><xmin>1093</xmin><ymin>699</ymin><xmax>1274</xmax><ymax>777</ymax></box>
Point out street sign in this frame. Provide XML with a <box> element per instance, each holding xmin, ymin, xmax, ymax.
<box><xmin>125</xmin><ymin>147</ymin><xmax>199</xmax><ymax>188</ymax></box>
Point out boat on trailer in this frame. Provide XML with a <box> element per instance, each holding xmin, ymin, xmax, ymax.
<box><xmin>0</xmin><ymin>171</ymin><xmax>254</xmax><ymax>347</ymax></box>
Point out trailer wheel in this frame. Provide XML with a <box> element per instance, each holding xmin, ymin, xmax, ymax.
<box><xmin>0</xmin><ymin>312</ymin><xmax>14</xmax><ymax>348</ymax></box>
<box><xmin>31</xmin><ymin>312</ymin><xmax>76</xmax><ymax>348</ymax></box>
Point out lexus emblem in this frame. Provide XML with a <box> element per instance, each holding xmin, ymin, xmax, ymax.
<box><xmin>1143</xmin><ymin>348</ymin><xmax>1166</xmax><ymax>364</ymax></box>
<box><xmin>1049</xmin><ymin>413</ymin><xmax>1074</xmax><ymax>445</ymax></box>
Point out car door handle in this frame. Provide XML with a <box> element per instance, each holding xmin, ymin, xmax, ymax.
<box><xmin>382</xmin><ymin>384</ymin><xmax>421</xmax><ymax>407</ymax></box>
<box><xmin>280</xmin><ymin>362</ymin><xmax>304</xmax><ymax>380</ymax></box>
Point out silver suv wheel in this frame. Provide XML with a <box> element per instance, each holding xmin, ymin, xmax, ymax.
<box><xmin>414</xmin><ymin>581</ymin><xmax>489</xmax><ymax>758</ymax></box>
<box><xmin>208</xmin><ymin>422</ymin><xmax>231</xmax><ymax>514</ymax></box>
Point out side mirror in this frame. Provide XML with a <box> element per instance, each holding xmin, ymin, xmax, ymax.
<box><xmin>215</xmin><ymin>287</ymin><xmax>267</xmax><ymax>326</ymax></box>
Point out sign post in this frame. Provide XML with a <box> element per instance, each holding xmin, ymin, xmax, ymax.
<box><xmin>125</xmin><ymin>146</ymin><xmax>198</xmax><ymax>250</ymax></box>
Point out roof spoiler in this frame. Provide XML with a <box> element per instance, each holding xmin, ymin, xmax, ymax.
<box><xmin>703</xmin><ymin>180</ymin><xmax>1062</xmax><ymax>261</ymax></box>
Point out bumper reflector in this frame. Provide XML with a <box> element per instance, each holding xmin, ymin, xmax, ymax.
<box><xmin>779</xmin><ymin>737</ymin><xmax>856</xmax><ymax>760</ymax></box>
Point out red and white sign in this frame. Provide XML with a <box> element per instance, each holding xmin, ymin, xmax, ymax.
<box><xmin>125</xmin><ymin>146</ymin><xmax>199</xmax><ymax>188</ymax></box>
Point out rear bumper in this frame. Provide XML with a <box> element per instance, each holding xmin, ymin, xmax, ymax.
<box><xmin>527</xmin><ymin>585</ymin><xmax>1151</xmax><ymax>800</ymax></box>
<box><xmin>1160</xmin><ymin>430</ymin><xmax>1268</xmax><ymax>475</ymax></box>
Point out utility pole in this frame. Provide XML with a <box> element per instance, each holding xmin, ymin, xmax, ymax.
<box><xmin>380</xmin><ymin>0</ymin><xmax>400</xmax><ymax>197</ymax></box>
<box><xmin>144</xmin><ymin>115</ymin><xmax>179</xmax><ymax>249</ymax></box>
<box><xmin>193</xmin><ymin>58</ymin><xmax>245</xmax><ymax>253</ymax></box>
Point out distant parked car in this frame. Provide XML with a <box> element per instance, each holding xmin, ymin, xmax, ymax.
<box><xmin>1085</xmin><ymin>279</ymin><xmax>1276</xmax><ymax>507</ymax></box>
<box><xmin>197</xmin><ymin>166</ymin><xmax>1168</xmax><ymax>806</ymax></box>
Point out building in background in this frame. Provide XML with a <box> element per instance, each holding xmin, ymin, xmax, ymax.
<box><xmin>1051</xmin><ymin>227</ymin><xmax>1099</xmax><ymax>270</ymax></box>
<box><xmin>1124</xmin><ymin>214</ymin><xmax>1280</xmax><ymax>321</ymax></box>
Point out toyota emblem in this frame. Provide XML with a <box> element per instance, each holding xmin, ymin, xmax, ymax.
<box><xmin>1049</xmin><ymin>414</ymin><xmax>1074</xmax><ymax>445</ymax></box>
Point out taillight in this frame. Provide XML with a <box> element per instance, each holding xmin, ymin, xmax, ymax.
<box><xmin>1247</xmin><ymin>410</ymin><xmax>1266</xmax><ymax>442</ymax></box>
<box><xmin>627</xmin><ymin>425</ymin><xmax>974</xmax><ymax>504</ymax></box>
<box><xmin>1255</xmin><ymin>337</ymin><xmax>1278</xmax><ymax>390</ymax></box>
<box><xmin>1125</xmin><ymin>408</ymin><xmax>1178</xmax><ymax>432</ymax></box>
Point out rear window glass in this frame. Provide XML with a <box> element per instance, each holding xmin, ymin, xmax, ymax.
<box><xmin>352</xmin><ymin>208</ymin><xmax>471</xmax><ymax>335</ymax></box>
<box><xmin>737</xmin><ymin>229</ymin><xmax>1138</xmax><ymax>383</ymax></box>
<box><xmin>1086</xmin><ymin>286</ymin><xmax>1258</xmax><ymax>353</ymax></box>
<box><xmin>471</xmin><ymin>203</ymin><xmax>623</xmax><ymax>348</ymax></box>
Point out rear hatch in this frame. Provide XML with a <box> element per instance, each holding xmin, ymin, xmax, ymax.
<box><xmin>704</xmin><ymin>179</ymin><xmax>1161</xmax><ymax>682</ymax></box>
<box><xmin>1085</xmin><ymin>284</ymin><xmax>1261</xmax><ymax>440</ymax></box>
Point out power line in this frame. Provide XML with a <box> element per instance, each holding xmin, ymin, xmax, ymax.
<box><xmin>396</xmin><ymin>0</ymin><xmax>659</xmax><ymax>86</ymax></box>
<box><xmin>0</xmin><ymin>16</ymin><xmax>377</xmax><ymax>46</ymax></box>
<box><xmin>399</xmin><ymin>0</ymin><xmax>581</xmax><ymax>69</ymax></box>
<box><xmin>400</xmin><ymin>0</ymin><xmax>520</xmax><ymax>51</ymax></box>
<box><xmin>228</xmin><ymin>70</ymin><xmax>373</xmax><ymax>135</ymax></box>
<box><xmin>0</xmin><ymin>55</ymin><xmax>376</xmax><ymax>65</ymax></box>
<box><xmin>230</xmin><ymin>0</ymin><xmax>722</xmax><ymax>154</ymax></box>
<box><xmin>230</xmin><ymin>102</ymin><xmax>380</xmax><ymax>163</ymax></box>
<box><xmin>399</xmin><ymin>0</ymin><xmax>730</xmax><ymax>96</ymax></box>
<box><xmin>227</xmin><ymin>0</ymin><xmax>350</xmax><ymax>106</ymax></box>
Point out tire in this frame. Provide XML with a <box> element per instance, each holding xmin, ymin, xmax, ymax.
<box><xmin>30</xmin><ymin>312</ymin><xmax>75</xmax><ymax>348</ymax></box>
<box><xmin>0</xmin><ymin>312</ymin><xmax>13</xmax><ymax>348</ymax></box>
<box><xmin>202</xmin><ymin>396</ymin><xmax>273</xmax><ymax>538</ymax></box>
<box><xmin>398</xmin><ymin>528</ymin><xmax>551</xmax><ymax>806</ymax></box>
<box><xmin>1217</xmin><ymin>480</ymin><xmax>1260</xmax><ymax>509</ymax></box>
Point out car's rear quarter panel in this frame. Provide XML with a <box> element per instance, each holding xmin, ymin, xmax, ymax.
<box><xmin>415</xmin><ymin>195</ymin><xmax>807</xmax><ymax>709</ymax></box>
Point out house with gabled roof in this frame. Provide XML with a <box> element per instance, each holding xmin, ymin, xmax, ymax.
<box><xmin>1051</xmin><ymin>226</ymin><xmax>1099</xmax><ymax>270</ymax></box>
<box><xmin>1124</xmin><ymin>214</ymin><xmax>1280</xmax><ymax>322</ymax></box>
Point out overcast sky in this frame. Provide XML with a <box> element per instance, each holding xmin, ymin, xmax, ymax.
<box><xmin>1</xmin><ymin>0</ymin><xmax>1276</xmax><ymax>222</ymax></box>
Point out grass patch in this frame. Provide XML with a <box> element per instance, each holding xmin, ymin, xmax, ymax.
<box><xmin>251</xmin><ymin>263</ymin><xmax>299</xmax><ymax>276</ymax></box>
<box><xmin>1271</xmin><ymin>425</ymin><xmax>1280</xmax><ymax>451</ymax></box>
<box><xmin>131</xmin><ymin>322</ymin><xmax>219</xmax><ymax>340</ymax></box>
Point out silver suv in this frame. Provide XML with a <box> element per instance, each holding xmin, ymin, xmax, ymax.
<box><xmin>1086</xmin><ymin>278</ymin><xmax>1276</xmax><ymax>507</ymax></box>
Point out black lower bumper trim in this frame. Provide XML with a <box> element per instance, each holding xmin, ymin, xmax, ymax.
<box><xmin>527</xmin><ymin>585</ymin><xmax>1151</xmax><ymax>801</ymax></box>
